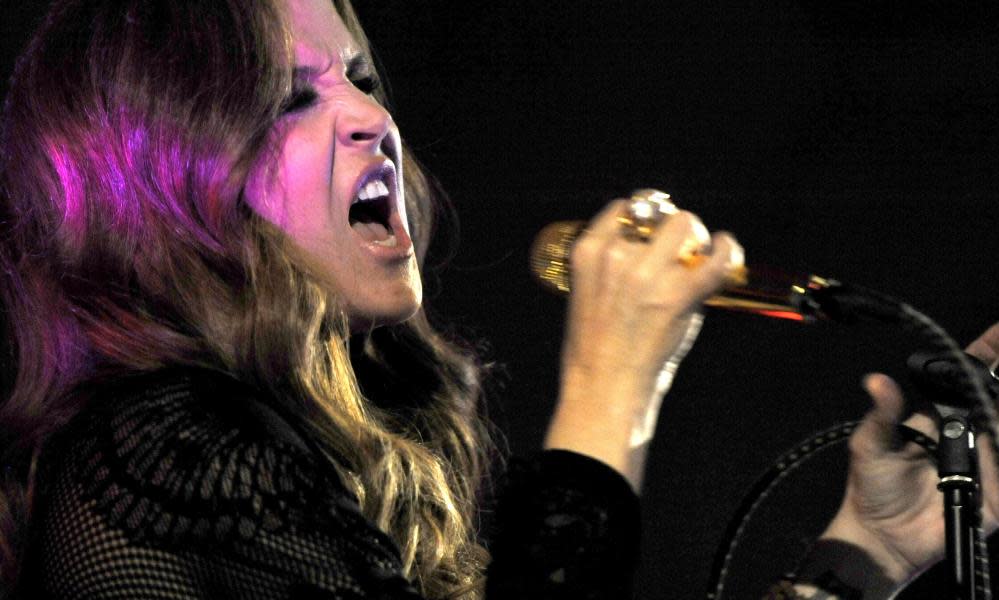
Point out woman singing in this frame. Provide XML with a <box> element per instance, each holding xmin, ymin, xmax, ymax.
<box><xmin>0</xmin><ymin>0</ymin><xmax>994</xmax><ymax>598</ymax></box>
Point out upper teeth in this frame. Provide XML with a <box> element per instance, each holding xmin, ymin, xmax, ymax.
<box><xmin>356</xmin><ymin>178</ymin><xmax>390</xmax><ymax>203</ymax></box>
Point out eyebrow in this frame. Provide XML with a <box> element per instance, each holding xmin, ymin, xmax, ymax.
<box><xmin>292</xmin><ymin>53</ymin><xmax>371</xmax><ymax>82</ymax></box>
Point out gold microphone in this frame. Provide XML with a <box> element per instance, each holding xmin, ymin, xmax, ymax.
<box><xmin>528</xmin><ymin>191</ymin><xmax>839</xmax><ymax>322</ymax></box>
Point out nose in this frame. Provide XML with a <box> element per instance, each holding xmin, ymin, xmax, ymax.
<box><xmin>337</xmin><ymin>92</ymin><xmax>393</xmax><ymax>152</ymax></box>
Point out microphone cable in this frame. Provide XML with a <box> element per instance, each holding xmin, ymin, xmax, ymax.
<box><xmin>706</xmin><ymin>283</ymin><xmax>997</xmax><ymax>599</ymax></box>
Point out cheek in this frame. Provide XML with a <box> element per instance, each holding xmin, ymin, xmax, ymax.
<box><xmin>282</xmin><ymin>130</ymin><xmax>341</xmax><ymax>232</ymax></box>
<box><xmin>245</xmin><ymin>132</ymin><xmax>337</xmax><ymax>232</ymax></box>
<box><xmin>283</xmin><ymin>131</ymin><xmax>334</xmax><ymax>197</ymax></box>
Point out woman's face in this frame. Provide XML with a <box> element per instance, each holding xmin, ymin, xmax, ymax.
<box><xmin>246</xmin><ymin>0</ymin><xmax>421</xmax><ymax>332</ymax></box>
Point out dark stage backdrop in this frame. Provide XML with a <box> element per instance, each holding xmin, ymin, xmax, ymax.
<box><xmin>351</xmin><ymin>2</ymin><xmax>999</xmax><ymax>598</ymax></box>
<box><xmin>3</xmin><ymin>1</ymin><xmax>999</xmax><ymax>598</ymax></box>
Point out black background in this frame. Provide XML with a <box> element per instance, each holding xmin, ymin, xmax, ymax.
<box><xmin>5</xmin><ymin>1</ymin><xmax>999</xmax><ymax>597</ymax></box>
<box><xmin>352</xmin><ymin>2</ymin><xmax>999</xmax><ymax>597</ymax></box>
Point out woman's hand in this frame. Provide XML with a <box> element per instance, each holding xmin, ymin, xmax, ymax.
<box><xmin>817</xmin><ymin>322</ymin><xmax>999</xmax><ymax>589</ymax></box>
<box><xmin>544</xmin><ymin>198</ymin><xmax>743</xmax><ymax>491</ymax></box>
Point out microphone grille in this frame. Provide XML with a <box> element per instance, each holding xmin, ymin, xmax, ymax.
<box><xmin>529</xmin><ymin>221</ymin><xmax>585</xmax><ymax>294</ymax></box>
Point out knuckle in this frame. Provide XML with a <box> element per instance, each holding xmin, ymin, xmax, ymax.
<box><xmin>728</xmin><ymin>240</ymin><xmax>746</xmax><ymax>267</ymax></box>
<box><xmin>690</xmin><ymin>218</ymin><xmax>711</xmax><ymax>244</ymax></box>
<box><xmin>606</xmin><ymin>244</ymin><xmax>631</xmax><ymax>266</ymax></box>
<box><xmin>591</xmin><ymin>198</ymin><xmax>629</xmax><ymax>229</ymax></box>
<box><xmin>661</xmin><ymin>210</ymin><xmax>709</xmax><ymax>244</ymax></box>
<box><xmin>710</xmin><ymin>233</ymin><xmax>744</xmax><ymax>270</ymax></box>
<box><xmin>672</xmin><ymin>210</ymin><xmax>703</xmax><ymax>232</ymax></box>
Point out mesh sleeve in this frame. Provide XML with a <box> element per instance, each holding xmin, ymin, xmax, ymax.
<box><xmin>25</xmin><ymin>372</ymin><xmax>420</xmax><ymax>599</ymax></box>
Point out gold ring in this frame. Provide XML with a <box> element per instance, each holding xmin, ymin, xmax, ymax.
<box><xmin>678</xmin><ymin>239</ymin><xmax>709</xmax><ymax>268</ymax></box>
<box><xmin>617</xmin><ymin>189</ymin><xmax>678</xmax><ymax>241</ymax></box>
<box><xmin>617</xmin><ymin>188</ymin><xmax>708</xmax><ymax>268</ymax></box>
<box><xmin>618</xmin><ymin>188</ymin><xmax>749</xmax><ymax>287</ymax></box>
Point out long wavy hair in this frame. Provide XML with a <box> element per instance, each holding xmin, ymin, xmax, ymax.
<box><xmin>0</xmin><ymin>0</ymin><xmax>494</xmax><ymax>597</ymax></box>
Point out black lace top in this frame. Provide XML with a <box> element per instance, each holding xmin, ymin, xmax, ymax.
<box><xmin>20</xmin><ymin>368</ymin><xmax>640</xmax><ymax>599</ymax></box>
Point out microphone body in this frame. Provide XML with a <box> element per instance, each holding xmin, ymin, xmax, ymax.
<box><xmin>529</xmin><ymin>220</ymin><xmax>839</xmax><ymax>322</ymax></box>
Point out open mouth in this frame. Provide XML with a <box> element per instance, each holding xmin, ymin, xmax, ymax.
<box><xmin>348</xmin><ymin>174</ymin><xmax>397</xmax><ymax>246</ymax></box>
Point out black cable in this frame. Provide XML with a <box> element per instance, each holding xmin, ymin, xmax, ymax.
<box><xmin>708</xmin><ymin>283</ymin><xmax>997</xmax><ymax>598</ymax></box>
<box><xmin>705</xmin><ymin>423</ymin><xmax>935</xmax><ymax>599</ymax></box>
<box><xmin>895</xmin><ymin>304</ymin><xmax>994</xmax><ymax>600</ymax></box>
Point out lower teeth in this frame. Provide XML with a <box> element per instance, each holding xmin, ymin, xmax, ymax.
<box><xmin>373</xmin><ymin>234</ymin><xmax>398</xmax><ymax>247</ymax></box>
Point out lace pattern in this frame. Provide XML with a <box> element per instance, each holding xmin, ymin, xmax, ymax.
<box><xmin>26</xmin><ymin>369</ymin><xmax>416</xmax><ymax>599</ymax></box>
<box><xmin>19</xmin><ymin>368</ymin><xmax>641</xmax><ymax>599</ymax></box>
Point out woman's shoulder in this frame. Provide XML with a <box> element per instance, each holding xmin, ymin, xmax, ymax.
<box><xmin>66</xmin><ymin>366</ymin><xmax>307</xmax><ymax>449</ymax></box>
<box><xmin>38</xmin><ymin>367</ymin><xmax>359</xmax><ymax>549</ymax></box>
<box><xmin>26</xmin><ymin>376</ymin><xmax>415</xmax><ymax>597</ymax></box>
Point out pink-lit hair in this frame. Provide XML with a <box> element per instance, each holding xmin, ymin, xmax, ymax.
<box><xmin>0</xmin><ymin>0</ymin><xmax>493</xmax><ymax>597</ymax></box>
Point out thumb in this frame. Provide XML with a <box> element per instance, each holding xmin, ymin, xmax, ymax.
<box><xmin>852</xmin><ymin>373</ymin><xmax>907</xmax><ymax>457</ymax></box>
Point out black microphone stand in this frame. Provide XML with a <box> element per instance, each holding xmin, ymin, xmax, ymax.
<box><xmin>936</xmin><ymin>406</ymin><xmax>981</xmax><ymax>600</ymax></box>
<box><xmin>705</xmin><ymin>278</ymin><xmax>998</xmax><ymax>599</ymax></box>
<box><xmin>807</xmin><ymin>284</ymin><xmax>995</xmax><ymax>599</ymax></box>
<box><xmin>909</xmin><ymin>350</ymin><xmax>999</xmax><ymax>599</ymax></box>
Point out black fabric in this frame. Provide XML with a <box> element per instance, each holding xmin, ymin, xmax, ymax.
<box><xmin>486</xmin><ymin>450</ymin><xmax>641</xmax><ymax>599</ymax></box>
<box><xmin>19</xmin><ymin>367</ymin><xmax>640</xmax><ymax>599</ymax></box>
<box><xmin>791</xmin><ymin>539</ymin><xmax>894</xmax><ymax>600</ymax></box>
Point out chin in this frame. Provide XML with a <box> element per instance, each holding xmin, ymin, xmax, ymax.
<box><xmin>347</xmin><ymin>294</ymin><xmax>422</xmax><ymax>334</ymax></box>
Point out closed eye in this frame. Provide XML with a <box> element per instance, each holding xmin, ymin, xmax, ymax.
<box><xmin>282</xmin><ymin>54</ymin><xmax>379</xmax><ymax>116</ymax></box>
<box><xmin>350</xmin><ymin>74</ymin><xmax>381</xmax><ymax>95</ymax></box>
<box><xmin>281</xmin><ymin>86</ymin><xmax>320</xmax><ymax>114</ymax></box>
<box><xmin>346</xmin><ymin>55</ymin><xmax>381</xmax><ymax>95</ymax></box>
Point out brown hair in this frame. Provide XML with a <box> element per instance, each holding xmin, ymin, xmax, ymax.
<box><xmin>0</xmin><ymin>0</ymin><xmax>494</xmax><ymax>596</ymax></box>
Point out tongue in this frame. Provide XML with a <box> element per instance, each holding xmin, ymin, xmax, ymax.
<box><xmin>351</xmin><ymin>220</ymin><xmax>392</xmax><ymax>243</ymax></box>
